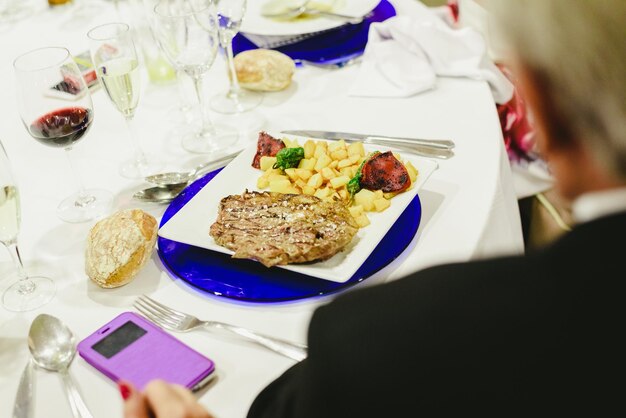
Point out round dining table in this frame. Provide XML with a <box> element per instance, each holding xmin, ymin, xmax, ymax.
<box><xmin>0</xmin><ymin>1</ymin><xmax>523</xmax><ymax>417</ymax></box>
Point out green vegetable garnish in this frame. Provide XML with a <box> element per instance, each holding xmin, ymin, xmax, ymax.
<box><xmin>347</xmin><ymin>151</ymin><xmax>379</xmax><ymax>198</ymax></box>
<box><xmin>273</xmin><ymin>147</ymin><xmax>305</xmax><ymax>170</ymax></box>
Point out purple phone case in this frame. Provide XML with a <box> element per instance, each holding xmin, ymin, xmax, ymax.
<box><xmin>77</xmin><ymin>311</ymin><xmax>215</xmax><ymax>390</ymax></box>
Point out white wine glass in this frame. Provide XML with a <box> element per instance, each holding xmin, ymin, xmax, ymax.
<box><xmin>0</xmin><ymin>140</ymin><xmax>55</xmax><ymax>312</ymax></box>
<box><xmin>88</xmin><ymin>22</ymin><xmax>163</xmax><ymax>178</ymax></box>
<box><xmin>13</xmin><ymin>46</ymin><xmax>113</xmax><ymax>223</ymax></box>
<box><xmin>210</xmin><ymin>0</ymin><xmax>262</xmax><ymax>114</ymax></box>
<box><xmin>153</xmin><ymin>0</ymin><xmax>238</xmax><ymax>154</ymax></box>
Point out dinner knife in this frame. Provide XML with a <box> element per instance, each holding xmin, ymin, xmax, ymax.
<box><xmin>13</xmin><ymin>360</ymin><xmax>34</xmax><ymax>418</ymax></box>
<box><xmin>281</xmin><ymin>130</ymin><xmax>455</xmax><ymax>150</ymax></box>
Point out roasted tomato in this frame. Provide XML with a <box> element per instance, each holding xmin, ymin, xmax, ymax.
<box><xmin>252</xmin><ymin>131</ymin><xmax>286</xmax><ymax>169</ymax></box>
<box><xmin>360</xmin><ymin>151</ymin><xmax>411</xmax><ymax>193</ymax></box>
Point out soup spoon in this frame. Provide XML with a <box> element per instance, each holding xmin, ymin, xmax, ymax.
<box><xmin>133</xmin><ymin>183</ymin><xmax>188</xmax><ymax>204</ymax></box>
<box><xmin>28</xmin><ymin>314</ymin><xmax>93</xmax><ymax>418</ymax></box>
<box><xmin>144</xmin><ymin>151</ymin><xmax>240</xmax><ymax>188</ymax></box>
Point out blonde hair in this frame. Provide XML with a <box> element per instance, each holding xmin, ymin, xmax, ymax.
<box><xmin>490</xmin><ymin>0</ymin><xmax>626</xmax><ymax>179</ymax></box>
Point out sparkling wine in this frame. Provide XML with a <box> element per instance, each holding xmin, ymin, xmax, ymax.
<box><xmin>98</xmin><ymin>58</ymin><xmax>140</xmax><ymax>117</ymax></box>
<box><xmin>29</xmin><ymin>107</ymin><xmax>93</xmax><ymax>148</ymax></box>
<box><xmin>0</xmin><ymin>186</ymin><xmax>20</xmax><ymax>243</ymax></box>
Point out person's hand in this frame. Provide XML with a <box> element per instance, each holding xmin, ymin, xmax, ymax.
<box><xmin>120</xmin><ymin>380</ymin><xmax>213</xmax><ymax>418</ymax></box>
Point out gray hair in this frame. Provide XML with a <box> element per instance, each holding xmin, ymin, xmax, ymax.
<box><xmin>490</xmin><ymin>0</ymin><xmax>626</xmax><ymax>179</ymax></box>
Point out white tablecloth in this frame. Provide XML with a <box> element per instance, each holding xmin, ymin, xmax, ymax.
<box><xmin>0</xmin><ymin>1</ymin><xmax>523</xmax><ymax>417</ymax></box>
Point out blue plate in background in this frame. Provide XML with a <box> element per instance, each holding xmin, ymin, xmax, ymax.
<box><xmin>233</xmin><ymin>0</ymin><xmax>396</xmax><ymax>66</ymax></box>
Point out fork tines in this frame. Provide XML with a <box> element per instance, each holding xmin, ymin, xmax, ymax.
<box><xmin>133</xmin><ymin>295</ymin><xmax>185</xmax><ymax>331</ymax></box>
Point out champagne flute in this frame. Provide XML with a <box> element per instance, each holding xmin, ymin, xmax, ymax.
<box><xmin>153</xmin><ymin>0</ymin><xmax>238</xmax><ymax>154</ymax></box>
<box><xmin>210</xmin><ymin>0</ymin><xmax>262</xmax><ymax>114</ymax></box>
<box><xmin>13</xmin><ymin>46</ymin><xmax>112</xmax><ymax>223</ymax></box>
<box><xmin>88</xmin><ymin>22</ymin><xmax>163</xmax><ymax>178</ymax></box>
<box><xmin>0</xmin><ymin>140</ymin><xmax>55</xmax><ymax>312</ymax></box>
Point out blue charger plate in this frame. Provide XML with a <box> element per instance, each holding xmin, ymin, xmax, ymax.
<box><xmin>233</xmin><ymin>0</ymin><xmax>396</xmax><ymax>65</ymax></box>
<box><xmin>157</xmin><ymin>169</ymin><xmax>422</xmax><ymax>303</ymax></box>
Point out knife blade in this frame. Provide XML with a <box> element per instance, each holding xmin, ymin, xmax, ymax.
<box><xmin>281</xmin><ymin>130</ymin><xmax>455</xmax><ymax>151</ymax></box>
<box><xmin>13</xmin><ymin>360</ymin><xmax>34</xmax><ymax>418</ymax></box>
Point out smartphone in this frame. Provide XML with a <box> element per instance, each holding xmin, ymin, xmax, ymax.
<box><xmin>78</xmin><ymin>312</ymin><xmax>216</xmax><ymax>391</ymax></box>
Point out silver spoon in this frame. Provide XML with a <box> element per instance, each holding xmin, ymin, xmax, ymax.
<box><xmin>133</xmin><ymin>183</ymin><xmax>188</xmax><ymax>204</ymax></box>
<box><xmin>262</xmin><ymin>1</ymin><xmax>365</xmax><ymax>24</ymax></box>
<box><xmin>28</xmin><ymin>314</ymin><xmax>93</xmax><ymax>418</ymax></box>
<box><xmin>144</xmin><ymin>151</ymin><xmax>241</xmax><ymax>188</ymax></box>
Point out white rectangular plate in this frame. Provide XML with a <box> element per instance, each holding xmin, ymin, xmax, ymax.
<box><xmin>158</xmin><ymin>134</ymin><xmax>438</xmax><ymax>283</ymax></box>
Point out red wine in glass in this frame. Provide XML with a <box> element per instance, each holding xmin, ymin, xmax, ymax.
<box><xmin>29</xmin><ymin>107</ymin><xmax>93</xmax><ymax>148</ymax></box>
<box><xmin>14</xmin><ymin>46</ymin><xmax>112</xmax><ymax>224</ymax></box>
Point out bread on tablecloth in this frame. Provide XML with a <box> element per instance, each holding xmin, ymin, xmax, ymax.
<box><xmin>85</xmin><ymin>209</ymin><xmax>157</xmax><ymax>288</ymax></box>
<box><xmin>234</xmin><ymin>49</ymin><xmax>295</xmax><ymax>92</ymax></box>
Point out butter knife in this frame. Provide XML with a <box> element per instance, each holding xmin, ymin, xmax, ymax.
<box><xmin>13</xmin><ymin>360</ymin><xmax>34</xmax><ymax>418</ymax></box>
<box><xmin>281</xmin><ymin>130</ymin><xmax>455</xmax><ymax>151</ymax></box>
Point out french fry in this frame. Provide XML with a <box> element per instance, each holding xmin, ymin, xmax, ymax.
<box><xmin>373</xmin><ymin>198</ymin><xmax>391</xmax><ymax>212</ymax></box>
<box><xmin>260</xmin><ymin>156</ymin><xmax>276</xmax><ymax>171</ymax></box>
<box><xmin>303</xmin><ymin>140</ymin><xmax>316</xmax><ymax>158</ymax></box>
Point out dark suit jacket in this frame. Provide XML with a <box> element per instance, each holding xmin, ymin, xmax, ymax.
<box><xmin>248</xmin><ymin>212</ymin><xmax>625</xmax><ymax>417</ymax></box>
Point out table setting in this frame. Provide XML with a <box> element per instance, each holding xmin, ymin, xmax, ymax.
<box><xmin>1</xmin><ymin>0</ymin><xmax>524</xmax><ymax>417</ymax></box>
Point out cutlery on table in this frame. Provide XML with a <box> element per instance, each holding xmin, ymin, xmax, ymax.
<box><xmin>282</xmin><ymin>130</ymin><xmax>456</xmax><ymax>151</ymax></box>
<box><xmin>262</xmin><ymin>0</ymin><xmax>366</xmax><ymax>24</ymax></box>
<box><xmin>133</xmin><ymin>183</ymin><xmax>188</xmax><ymax>204</ymax></box>
<box><xmin>134</xmin><ymin>295</ymin><xmax>308</xmax><ymax>362</ymax></box>
<box><xmin>134</xmin><ymin>151</ymin><xmax>241</xmax><ymax>203</ymax></box>
<box><xmin>12</xmin><ymin>360</ymin><xmax>34</xmax><ymax>418</ymax></box>
<box><xmin>28</xmin><ymin>314</ymin><xmax>93</xmax><ymax>418</ymax></box>
<box><xmin>294</xmin><ymin>55</ymin><xmax>362</xmax><ymax>69</ymax></box>
<box><xmin>144</xmin><ymin>150</ymin><xmax>242</xmax><ymax>188</ymax></box>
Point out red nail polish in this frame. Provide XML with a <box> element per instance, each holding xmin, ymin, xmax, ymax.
<box><xmin>119</xmin><ymin>382</ymin><xmax>131</xmax><ymax>400</ymax></box>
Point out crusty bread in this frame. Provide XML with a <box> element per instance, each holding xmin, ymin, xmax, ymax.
<box><xmin>234</xmin><ymin>49</ymin><xmax>295</xmax><ymax>92</ymax></box>
<box><xmin>85</xmin><ymin>209</ymin><xmax>158</xmax><ymax>289</ymax></box>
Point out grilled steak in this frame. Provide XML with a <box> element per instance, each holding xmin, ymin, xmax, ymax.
<box><xmin>252</xmin><ymin>131</ymin><xmax>285</xmax><ymax>169</ymax></box>
<box><xmin>210</xmin><ymin>191</ymin><xmax>359</xmax><ymax>267</ymax></box>
<box><xmin>360</xmin><ymin>151</ymin><xmax>411</xmax><ymax>193</ymax></box>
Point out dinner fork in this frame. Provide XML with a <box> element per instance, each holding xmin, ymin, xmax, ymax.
<box><xmin>134</xmin><ymin>295</ymin><xmax>307</xmax><ymax>362</ymax></box>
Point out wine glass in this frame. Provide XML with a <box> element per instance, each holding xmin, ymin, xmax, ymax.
<box><xmin>152</xmin><ymin>0</ymin><xmax>238</xmax><ymax>154</ymax></box>
<box><xmin>88</xmin><ymin>22</ymin><xmax>163</xmax><ymax>178</ymax></box>
<box><xmin>13</xmin><ymin>46</ymin><xmax>112</xmax><ymax>223</ymax></box>
<box><xmin>210</xmin><ymin>0</ymin><xmax>262</xmax><ymax>114</ymax></box>
<box><xmin>0</xmin><ymin>140</ymin><xmax>55</xmax><ymax>312</ymax></box>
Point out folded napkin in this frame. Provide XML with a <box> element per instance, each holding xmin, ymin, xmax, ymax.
<box><xmin>349</xmin><ymin>2</ymin><xmax>513</xmax><ymax>104</ymax></box>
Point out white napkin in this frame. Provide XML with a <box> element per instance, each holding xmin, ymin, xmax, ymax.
<box><xmin>350</xmin><ymin>2</ymin><xmax>514</xmax><ymax>104</ymax></box>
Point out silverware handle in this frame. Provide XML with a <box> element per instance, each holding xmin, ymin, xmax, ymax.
<box><xmin>361</xmin><ymin>140</ymin><xmax>454</xmax><ymax>159</ymax></box>
<box><xmin>13</xmin><ymin>361</ymin><xmax>34</xmax><ymax>418</ymax></box>
<box><xmin>193</xmin><ymin>151</ymin><xmax>242</xmax><ymax>179</ymax></box>
<box><xmin>61</xmin><ymin>370</ymin><xmax>94</xmax><ymax>418</ymax></box>
<box><xmin>365</xmin><ymin>136</ymin><xmax>455</xmax><ymax>150</ymax></box>
<box><xmin>205</xmin><ymin>321</ymin><xmax>307</xmax><ymax>362</ymax></box>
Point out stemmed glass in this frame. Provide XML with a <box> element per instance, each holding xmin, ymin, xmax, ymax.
<box><xmin>152</xmin><ymin>0</ymin><xmax>238</xmax><ymax>154</ymax></box>
<box><xmin>88</xmin><ymin>22</ymin><xmax>163</xmax><ymax>178</ymax></box>
<box><xmin>13</xmin><ymin>47</ymin><xmax>112</xmax><ymax>223</ymax></box>
<box><xmin>0</xmin><ymin>140</ymin><xmax>55</xmax><ymax>312</ymax></box>
<box><xmin>210</xmin><ymin>0</ymin><xmax>262</xmax><ymax>114</ymax></box>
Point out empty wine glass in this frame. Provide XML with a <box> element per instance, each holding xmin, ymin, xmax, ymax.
<box><xmin>152</xmin><ymin>0</ymin><xmax>238</xmax><ymax>154</ymax></box>
<box><xmin>210</xmin><ymin>0</ymin><xmax>262</xmax><ymax>114</ymax></box>
<box><xmin>13</xmin><ymin>46</ymin><xmax>112</xmax><ymax>223</ymax></box>
<box><xmin>88</xmin><ymin>22</ymin><xmax>163</xmax><ymax>178</ymax></box>
<box><xmin>0</xmin><ymin>140</ymin><xmax>55</xmax><ymax>312</ymax></box>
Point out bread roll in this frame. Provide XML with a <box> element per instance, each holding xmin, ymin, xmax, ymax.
<box><xmin>86</xmin><ymin>209</ymin><xmax>158</xmax><ymax>289</ymax></box>
<box><xmin>234</xmin><ymin>49</ymin><xmax>295</xmax><ymax>92</ymax></box>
